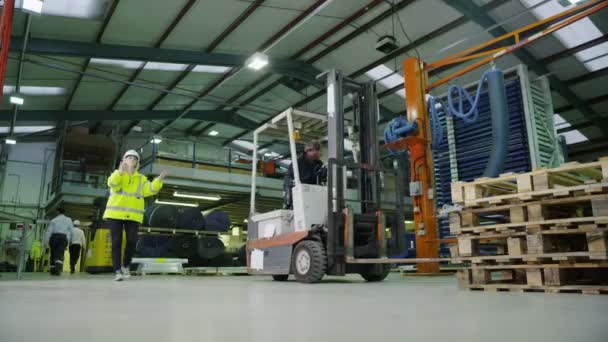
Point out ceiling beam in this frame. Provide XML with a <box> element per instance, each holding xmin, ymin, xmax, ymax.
<box><xmin>141</xmin><ymin>0</ymin><xmax>266</xmax><ymax>113</ymax></box>
<box><xmin>0</xmin><ymin>110</ymin><xmax>258</xmax><ymax>129</ymax></box>
<box><xmin>541</xmin><ymin>33</ymin><xmax>608</xmax><ymax>65</ymax></box>
<box><xmin>568</xmin><ymin>139</ymin><xmax>608</xmax><ymax>157</ymax></box>
<box><xmin>220</xmin><ymin>0</ymin><xmax>510</xmax><ymax>146</ymax></box>
<box><xmin>98</xmin><ymin>0</ymin><xmax>197</xmax><ymax>129</ymax></box>
<box><xmin>151</xmin><ymin>0</ymin><xmax>332</xmax><ymax>136</ymax></box>
<box><xmin>62</xmin><ymin>0</ymin><xmax>120</xmax><ymax>111</ymax></box>
<box><xmin>122</xmin><ymin>0</ymin><xmax>266</xmax><ymax>135</ymax></box>
<box><xmin>555</xmin><ymin>93</ymin><xmax>608</xmax><ymax>113</ymax></box>
<box><xmin>11</xmin><ymin>37</ymin><xmax>319</xmax><ymax>78</ymax></box>
<box><xmin>564</xmin><ymin>66</ymin><xmax>608</xmax><ymax>87</ymax></box>
<box><xmin>443</xmin><ymin>0</ymin><xmax>608</xmax><ymax>136</ymax></box>
<box><xmin>191</xmin><ymin>0</ymin><xmax>386</xmax><ymax>136</ymax></box>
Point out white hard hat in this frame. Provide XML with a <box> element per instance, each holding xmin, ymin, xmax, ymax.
<box><xmin>123</xmin><ymin>149</ymin><xmax>140</xmax><ymax>160</ymax></box>
<box><xmin>73</xmin><ymin>220</ymin><xmax>81</xmax><ymax>227</ymax></box>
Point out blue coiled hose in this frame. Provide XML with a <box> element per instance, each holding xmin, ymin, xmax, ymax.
<box><xmin>446</xmin><ymin>69</ymin><xmax>494</xmax><ymax>124</ymax></box>
<box><xmin>384</xmin><ymin>68</ymin><xmax>499</xmax><ymax>153</ymax></box>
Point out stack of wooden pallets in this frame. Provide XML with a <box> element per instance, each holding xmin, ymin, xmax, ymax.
<box><xmin>449</xmin><ymin>158</ymin><xmax>608</xmax><ymax>294</ymax></box>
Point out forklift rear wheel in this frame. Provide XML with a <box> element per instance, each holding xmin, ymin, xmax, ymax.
<box><xmin>292</xmin><ymin>240</ymin><xmax>326</xmax><ymax>283</ymax></box>
<box><xmin>360</xmin><ymin>265</ymin><xmax>391</xmax><ymax>282</ymax></box>
<box><xmin>272</xmin><ymin>275</ymin><xmax>289</xmax><ymax>281</ymax></box>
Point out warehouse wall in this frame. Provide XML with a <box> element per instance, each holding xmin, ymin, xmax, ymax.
<box><xmin>0</xmin><ymin>142</ymin><xmax>56</xmax><ymax>264</ymax></box>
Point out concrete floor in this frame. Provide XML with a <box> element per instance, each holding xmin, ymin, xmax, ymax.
<box><xmin>1</xmin><ymin>273</ymin><xmax>606</xmax><ymax>342</ymax></box>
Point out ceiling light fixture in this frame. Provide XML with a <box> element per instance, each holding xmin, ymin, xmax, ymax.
<box><xmin>22</xmin><ymin>0</ymin><xmax>43</xmax><ymax>14</ymax></box>
<box><xmin>208</xmin><ymin>130</ymin><xmax>219</xmax><ymax>136</ymax></box>
<box><xmin>173</xmin><ymin>191</ymin><xmax>221</xmax><ymax>201</ymax></box>
<box><xmin>245</xmin><ymin>52</ymin><xmax>269</xmax><ymax>70</ymax></box>
<box><xmin>5</xmin><ymin>137</ymin><xmax>17</xmax><ymax>145</ymax></box>
<box><xmin>150</xmin><ymin>135</ymin><xmax>162</xmax><ymax>144</ymax></box>
<box><xmin>155</xmin><ymin>199</ymin><xmax>198</xmax><ymax>207</ymax></box>
<box><xmin>9</xmin><ymin>95</ymin><xmax>24</xmax><ymax>106</ymax></box>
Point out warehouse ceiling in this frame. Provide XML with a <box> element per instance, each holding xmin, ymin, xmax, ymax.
<box><xmin>1</xmin><ymin>0</ymin><xmax>607</xmax><ymax>161</ymax></box>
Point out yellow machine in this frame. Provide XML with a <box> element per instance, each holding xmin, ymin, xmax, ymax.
<box><xmin>85</xmin><ymin>227</ymin><xmax>125</xmax><ymax>274</ymax></box>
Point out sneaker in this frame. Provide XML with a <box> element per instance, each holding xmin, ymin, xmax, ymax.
<box><xmin>113</xmin><ymin>271</ymin><xmax>124</xmax><ymax>282</ymax></box>
<box><xmin>121</xmin><ymin>266</ymin><xmax>131</xmax><ymax>279</ymax></box>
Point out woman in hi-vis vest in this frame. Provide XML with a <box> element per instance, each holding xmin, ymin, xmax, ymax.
<box><xmin>103</xmin><ymin>149</ymin><xmax>167</xmax><ymax>281</ymax></box>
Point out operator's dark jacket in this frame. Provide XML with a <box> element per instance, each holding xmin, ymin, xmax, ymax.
<box><xmin>283</xmin><ymin>154</ymin><xmax>324</xmax><ymax>209</ymax></box>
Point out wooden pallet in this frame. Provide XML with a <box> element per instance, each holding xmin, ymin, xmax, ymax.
<box><xmin>457</xmin><ymin>264</ymin><xmax>608</xmax><ymax>289</ymax></box>
<box><xmin>462</xmin><ymin>284</ymin><xmax>608</xmax><ymax>295</ymax></box>
<box><xmin>449</xmin><ymin>193</ymin><xmax>608</xmax><ymax>233</ymax></box>
<box><xmin>456</xmin><ymin>227</ymin><xmax>608</xmax><ymax>258</ymax></box>
<box><xmin>454</xmin><ymin>216</ymin><xmax>608</xmax><ymax>235</ymax></box>
<box><xmin>451</xmin><ymin>158</ymin><xmax>608</xmax><ymax>206</ymax></box>
<box><xmin>456</xmin><ymin>251</ymin><xmax>608</xmax><ymax>264</ymax></box>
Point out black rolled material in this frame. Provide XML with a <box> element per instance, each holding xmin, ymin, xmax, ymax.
<box><xmin>168</xmin><ymin>235</ymin><xmax>199</xmax><ymax>258</ymax></box>
<box><xmin>197</xmin><ymin>236</ymin><xmax>226</xmax><ymax>260</ymax></box>
<box><xmin>136</xmin><ymin>235</ymin><xmax>171</xmax><ymax>258</ymax></box>
<box><xmin>204</xmin><ymin>210</ymin><xmax>231</xmax><ymax>232</ymax></box>
<box><xmin>145</xmin><ymin>205</ymin><xmax>179</xmax><ymax>228</ymax></box>
<box><xmin>237</xmin><ymin>244</ymin><xmax>247</xmax><ymax>266</ymax></box>
<box><xmin>177</xmin><ymin>207</ymin><xmax>206</xmax><ymax>230</ymax></box>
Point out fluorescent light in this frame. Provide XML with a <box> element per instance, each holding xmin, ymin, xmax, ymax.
<box><xmin>173</xmin><ymin>191</ymin><xmax>221</xmax><ymax>201</ymax></box>
<box><xmin>90</xmin><ymin>58</ymin><xmax>145</xmax><ymax>69</ymax></box>
<box><xmin>4</xmin><ymin>86</ymin><xmax>65</xmax><ymax>96</ymax></box>
<box><xmin>0</xmin><ymin>125</ymin><xmax>54</xmax><ymax>134</ymax></box>
<box><xmin>192</xmin><ymin>65</ymin><xmax>231</xmax><ymax>73</ymax></box>
<box><xmin>41</xmin><ymin>0</ymin><xmax>109</xmax><ymax>19</ymax></box>
<box><xmin>22</xmin><ymin>0</ymin><xmax>43</xmax><ymax>14</ymax></box>
<box><xmin>155</xmin><ymin>199</ymin><xmax>198</xmax><ymax>207</ymax></box>
<box><xmin>5</xmin><ymin>138</ymin><xmax>16</xmax><ymax>145</ymax></box>
<box><xmin>243</xmin><ymin>219</ymin><xmax>248</xmax><ymax>223</ymax></box>
<box><xmin>560</xmin><ymin>130</ymin><xmax>588</xmax><ymax>145</ymax></box>
<box><xmin>144</xmin><ymin>62</ymin><xmax>188</xmax><ymax>72</ymax></box>
<box><xmin>365</xmin><ymin>65</ymin><xmax>405</xmax><ymax>98</ymax></box>
<box><xmin>208</xmin><ymin>130</ymin><xmax>219</xmax><ymax>136</ymax></box>
<box><xmin>91</xmin><ymin>58</ymin><xmax>231</xmax><ymax>73</ymax></box>
<box><xmin>150</xmin><ymin>135</ymin><xmax>162</xmax><ymax>144</ymax></box>
<box><xmin>246</xmin><ymin>52</ymin><xmax>269</xmax><ymax>70</ymax></box>
<box><xmin>9</xmin><ymin>96</ymin><xmax>24</xmax><ymax>105</ymax></box>
<box><xmin>232</xmin><ymin>140</ymin><xmax>256</xmax><ymax>150</ymax></box>
<box><xmin>554</xmin><ymin>114</ymin><xmax>588</xmax><ymax>144</ymax></box>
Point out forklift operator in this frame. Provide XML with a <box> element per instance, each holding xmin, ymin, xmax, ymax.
<box><xmin>283</xmin><ymin>140</ymin><xmax>326</xmax><ymax>209</ymax></box>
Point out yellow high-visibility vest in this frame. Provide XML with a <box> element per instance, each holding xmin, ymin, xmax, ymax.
<box><xmin>103</xmin><ymin>170</ymin><xmax>162</xmax><ymax>224</ymax></box>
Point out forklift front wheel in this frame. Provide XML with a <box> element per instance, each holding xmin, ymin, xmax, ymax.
<box><xmin>360</xmin><ymin>264</ymin><xmax>391</xmax><ymax>282</ymax></box>
<box><xmin>292</xmin><ymin>240</ymin><xmax>326</xmax><ymax>283</ymax></box>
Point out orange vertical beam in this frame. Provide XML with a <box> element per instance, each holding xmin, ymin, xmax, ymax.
<box><xmin>403</xmin><ymin>57</ymin><xmax>439</xmax><ymax>273</ymax></box>
<box><xmin>0</xmin><ymin>0</ymin><xmax>14</xmax><ymax>107</ymax></box>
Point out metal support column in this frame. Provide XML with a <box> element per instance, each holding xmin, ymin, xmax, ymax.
<box><xmin>325</xmin><ymin>69</ymin><xmax>345</xmax><ymax>275</ymax></box>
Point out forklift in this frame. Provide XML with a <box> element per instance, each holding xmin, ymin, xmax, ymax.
<box><xmin>246</xmin><ymin>70</ymin><xmax>407</xmax><ymax>283</ymax></box>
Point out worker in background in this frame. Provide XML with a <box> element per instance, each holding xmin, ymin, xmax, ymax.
<box><xmin>69</xmin><ymin>220</ymin><xmax>86</xmax><ymax>274</ymax></box>
<box><xmin>43</xmin><ymin>208</ymin><xmax>73</xmax><ymax>276</ymax></box>
<box><xmin>283</xmin><ymin>140</ymin><xmax>326</xmax><ymax>209</ymax></box>
<box><xmin>103</xmin><ymin>150</ymin><xmax>167</xmax><ymax>281</ymax></box>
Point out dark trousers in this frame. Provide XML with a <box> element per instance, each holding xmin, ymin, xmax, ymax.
<box><xmin>108</xmin><ymin>219</ymin><xmax>139</xmax><ymax>272</ymax></box>
<box><xmin>49</xmin><ymin>233</ymin><xmax>68</xmax><ymax>274</ymax></box>
<box><xmin>69</xmin><ymin>244</ymin><xmax>82</xmax><ymax>273</ymax></box>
